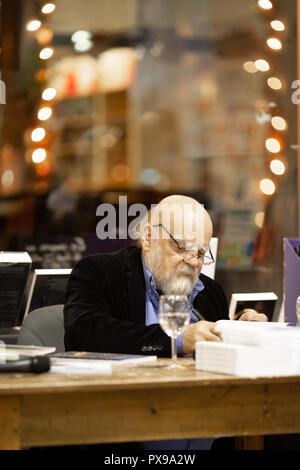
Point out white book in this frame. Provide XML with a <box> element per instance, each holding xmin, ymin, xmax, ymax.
<box><xmin>195</xmin><ymin>341</ymin><xmax>300</xmax><ymax>377</ymax></box>
<box><xmin>214</xmin><ymin>320</ymin><xmax>300</xmax><ymax>347</ymax></box>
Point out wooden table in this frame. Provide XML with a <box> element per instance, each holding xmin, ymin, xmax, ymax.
<box><xmin>1</xmin><ymin>357</ymin><xmax>300</xmax><ymax>450</ymax></box>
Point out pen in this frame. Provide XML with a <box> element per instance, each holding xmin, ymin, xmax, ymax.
<box><xmin>192</xmin><ymin>307</ymin><xmax>206</xmax><ymax>321</ymax></box>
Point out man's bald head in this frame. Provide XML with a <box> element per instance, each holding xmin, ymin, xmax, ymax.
<box><xmin>149</xmin><ymin>195</ymin><xmax>212</xmax><ymax>246</ymax></box>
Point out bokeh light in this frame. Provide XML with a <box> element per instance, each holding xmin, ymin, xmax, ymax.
<box><xmin>42</xmin><ymin>87</ymin><xmax>56</xmax><ymax>101</ymax></box>
<box><xmin>267</xmin><ymin>77</ymin><xmax>282</xmax><ymax>90</ymax></box>
<box><xmin>271</xmin><ymin>116</ymin><xmax>287</xmax><ymax>131</ymax></box>
<box><xmin>258</xmin><ymin>0</ymin><xmax>273</xmax><ymax>10</ymax></box>
<box><xmin>266</xmin><ymin>37</ymin><xmax>282</xmax><ymax>50</ymax></box>
<box><xmin>41</xmin><ymin>3</ymin><xmax>56</xmax><ymax>14</ymax></box>
<box><xmin>39</xmin><ymin>47</ymin><xmax>54</xmax><ymax>60</ymax></box>
<box><xmin>255</xmin><ymin>59</ymin><xmax>270</xmax><ymax>72</ymax></box>
<box><xmin>254</xmin><ymin>211</ymin><xmax>265</xmax><ymax>228</ymax></box>
<box><xmin>31</xmin><ymin>127</ymin><xmax>46</xmax><ymax>142</ymax></box>
<box><xmin>260</xmin><ymin>178</ymin><xmax>276</xmax><ymax>195</ymax></box>
<box><xmin>243</xmin><ymin>61</ymin><xmax>257</xmax><ymax>73</ymax></box>
<box><xmin>270</xmin><ymin>20</ymin><xmax>285</xmax><ymax>31</ymax></box>
<box><xmin>265</xmin><ymin>137</ymin><xmax>281</xmax><ymax>153</ymax></box>
<box><xmin>270</xmin><ymin>159</ymin><xmax>285</xmax><ymax>175</ymax></box>
<box><xmin>38</xmin><ymin>106</ymin><xmax>52</xmax><ymax>121</ymax></box>
<box><xmin>32</xmin><ymin>148</ymin><xmax>47</xmax><ymax>163</ymax></box>
<box><xmin>26</xmin><ymin>20</ymin><xmax>41</xmax><ymax>32</ymax></box>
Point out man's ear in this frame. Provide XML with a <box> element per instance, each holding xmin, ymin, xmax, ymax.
<box><xmin>140</xmin><ymin>223</ymin><xmax>152</xmax><ymax>253</ymax></box>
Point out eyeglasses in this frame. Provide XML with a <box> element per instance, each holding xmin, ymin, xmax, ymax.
<box><xmin>152</xmin><ymin>223</ymin><xmax>214</xmax><ymax>265</ymax></box>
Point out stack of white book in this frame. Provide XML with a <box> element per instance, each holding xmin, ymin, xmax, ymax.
<box><xmin>195</xmin><ymin>320</ymin><xmax>300</xmax><ymax>377</ymax></box>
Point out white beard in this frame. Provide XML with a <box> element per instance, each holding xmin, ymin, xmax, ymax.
<box><xmin>145</xmin><ymin>245</ymin><xmax>199</xmax><ymax>296</ymax></box>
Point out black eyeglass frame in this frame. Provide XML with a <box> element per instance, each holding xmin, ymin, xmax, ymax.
<box><xmin>152</xmin><ymin>223</ymin><xmax>214</xmax><ymax>265</ymax></box>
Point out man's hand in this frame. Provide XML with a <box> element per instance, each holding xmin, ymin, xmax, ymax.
<box><xmin>238</xmin><ymin>308</ymin><xmax>268</xmax><ymax>322</ymax></box>
<box><xmin>182</xmin><ymin>320</ymin><xmax>222</xmax><ymax>355</ymax></box>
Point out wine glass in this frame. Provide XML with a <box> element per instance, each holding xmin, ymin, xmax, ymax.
<box><xmin>158</xmin><ymin>295</ymin><xmax>190</xmax><ymax>369</ymax></box>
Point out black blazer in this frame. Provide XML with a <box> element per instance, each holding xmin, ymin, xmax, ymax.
<box><xmin>64</xmin><ymin>246</ymin><xmax>229</xmax><ymax>356</ymax></box>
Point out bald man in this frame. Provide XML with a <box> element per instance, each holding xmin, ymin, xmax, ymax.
<box><xmin>64</xmin><ymin>195</ymin><xmax>266</xmax><ymax>356</ymax></box>
<box><xmin>64</xmin><ymin>195</ymin><xmax>267</xmax><ymax>451</ymax></box>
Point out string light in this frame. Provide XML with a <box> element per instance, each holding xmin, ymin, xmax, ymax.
<box><xmin>31</xmin><ymin>127</ymin><xmax>46</xmax><ymax>142</ymax></box>
<box><xmin>260</xmin><ymin>178</ymin><xmax>276</xmax><ymax>195</ymax></box>
<box><xmin>254</xmin><ymin>211</ymin><xmax>265</xmax><ymax>228</ymax></box>
<box><xmin>26</xmin><ymin>20</ymin><xmax>41</xmax><ymax>32</ymax></box>
<box><xmin>270</xmin><ymin>20</ymin><xmax>285</xmax><ymax>31</ymax></box>
<box><xmin>247</xmin><ymin>2</ymin><xmax>288</xmax><ymax>199</ymax></box>
<box><xmin>267</xmin><ymin>77</ymin><xmax>282</xmax><ymax>90</ymax></box>
<box><xmin>24</xmin><ymin>3</ymin><xmax>56</xmax><ymax>191</ymax></box>
<box><xmin>266</xmin><ymin>37</ymin><xmax>282</xmax><ymax>50</ymax></box>
<box><xmin>39</xmin><ymin>47</ymin><xmax>54</xmax><ymax>60</ymax></box>
<box><xmin>265</xmin><ymin>137</ymin><xmax>281</xmax><ymax>153</ymax></box>
<box><xmin>271</xmin><ymin>116</ymin><xmax>287</xmax><ymax>131</ymax></box>
<box><xmin>270</xmin><ymin>159</ymin><xmax>286</xmax><ymax>175</ymax></box>
<box><xmin>254</xmin><ymin>59</ymin><xmax>270</xmax><ymax>72</ymax></box>
<box><xmin>41</xmin><ymin>3</ymin><xmax>56</xmax><ymax>14</ymax></box>
<box><xmin>37</xmin><ymin>106</ymin><xmax>52</xmax><ymax>121</ymax></box>
<box><xmin>42</xmin><ymin>87</ymin><xmax>56</xmax><ymax>101</ymax></box>
<box><xmin>258</xmin><ymin>0</ymin><xmax>273</xmax><ymax>10</ymax></box>
<box><xmin>32</xmin><ymin>148</ymin><xmax>47</xmax><ymax>163</ymax></box>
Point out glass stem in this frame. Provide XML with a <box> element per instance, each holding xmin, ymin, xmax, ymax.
<box><xmin>171</xmin><ymin>336</ymin><xmax>177</xmax><ymax>364</ymax></box>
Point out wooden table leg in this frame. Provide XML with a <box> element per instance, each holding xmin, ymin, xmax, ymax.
<box><xmin>0</xmin><ymin>397</ymin><xmax>21</xmax><ymax>450</ymax></box>
<box><xmin>234</xmin><ymin>435</ymin><xmax>264</xmax><ymax>450</ymax></box>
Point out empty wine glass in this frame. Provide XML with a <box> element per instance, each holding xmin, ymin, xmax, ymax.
<box><xmin>158</xmin><ymin>295</ymin><xmax>190</xmax><ymax>369</ymax></box>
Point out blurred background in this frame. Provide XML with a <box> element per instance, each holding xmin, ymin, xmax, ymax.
<box><xmin>0</xmin><ymin>0</ymin><xmax>298</xmax><ymax>318</ymax></box>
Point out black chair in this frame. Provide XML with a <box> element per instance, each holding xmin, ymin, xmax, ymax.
<box><xmin>17</xmin><ymin>304</ymin><xmax>65</xmax><ymax>352</ymax></box>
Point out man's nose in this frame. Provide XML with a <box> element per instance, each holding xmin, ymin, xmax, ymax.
<box><xmin>183</xmin><ymin>255</ymin><xmax>200</xmax><ymax>267</ymax></box>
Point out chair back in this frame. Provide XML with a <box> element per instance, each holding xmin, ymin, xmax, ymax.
<box><xmin>17</xmin><ymin>304</ymin><xmax>65</xmax><ymax>352</ymax></box>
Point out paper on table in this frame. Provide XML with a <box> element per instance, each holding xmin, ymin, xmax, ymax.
<box><xmin>0</xmin><ymin>345</ymin><xmax>56</xmax><ymax>361</ymax></box>
<box><xmin>50</xmin><ymin>358</ymin><xmax>112</xmax><ymax>375</ymax></box>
